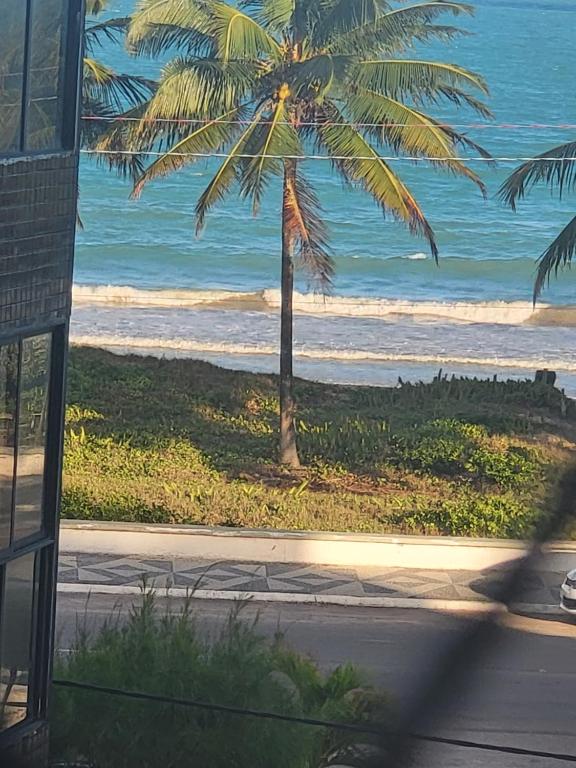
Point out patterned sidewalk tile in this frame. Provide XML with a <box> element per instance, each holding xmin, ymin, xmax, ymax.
<box><xmin>57</xmin><ymin>553</ymin><xmax>563</xmax><ymax>605</ymax></box>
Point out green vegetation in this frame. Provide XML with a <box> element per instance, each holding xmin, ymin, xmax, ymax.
<box><xmin>82</xmin><ymin>0</ymin><xmax>154</xmax><ymax>150</ymax></box>
<box><xmin>63</xmin><ymin>347</ymin><xmax>576</xmax><ymax>539</ymax></box>
<box><xmin>97</xmin><ymin>0</ymin><xmax>490</xmax><ymax>467</ymax></box>
<box><xmin>51</xmin><ymin>589</ymin><xmax>388</xmax><ymax>767</ymax></box>
<box><xmin>500</xmin><ymin>139</ymin><xmax>576</xmax><ymax>300</ymax></box>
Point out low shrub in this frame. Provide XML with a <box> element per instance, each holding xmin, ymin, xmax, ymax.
<box><xmin>51</xmin><ymin>591</ymin><xmax>390</xmax><ymax>768</ymax></box>
<box><xmin>391</xmin><ymin>419</ymin><xmax>484</xmax><ymax>475</ymax></box>
<box><xmin>389</xmin><ymin>493</ymin><xmax>538</xmax><ymax>538</ymax></box>
<box><xmin>467</xmin><ymin>444</ymin><xmax>537</xmax><ymax>488</ymax></box>
<box><xmin>391</xmin><ymin>419</ymin><xmax>539</xmax><ymax>488</ymax></box>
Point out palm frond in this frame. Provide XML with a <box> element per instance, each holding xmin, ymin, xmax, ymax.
<box><xmin>319</xmin><ymin>121</ymin><xmax>438</xmax><ymax>258</ymax></box>
<box><xmin>141</xmin><ymin>57</ymin><xmax>256</xmax><ymax>134</ymax></box>
<box><xmin>318</xmin><ymin>0</ymin><xmax>389</xmax><ymax>12</ymax></box>
<box><xmin>84</xmin><ymin>17</ymin><xmax>131</xmax><ymax>54</ymax></box>
<box><xmin>195</xmin><ymin>113</ymin><xmax>265</xmax><ymax>231</ymax></box>
<box><xmin>127</xmin><ymin>0</ymin><xmax>214</xmax><ymax>57</ymax></box>
<box><xmin>346</xmin><ymin>89</ymin><xmax>486</xmax><ymax>193</ymax></box>
<box><xmin>92</xmin><ymin>102</ymin><xmax>153</xmax><ymax>179</ymax></box>
<box><xmin>238</xmin><ymin>0</ymin><xmax>295</xmax><ymax>34</ymax></box>
<box><xmin>433</xmin><ymin>84</ymin><xmax>492</xmax><ymax>118</ymax></box>
<box><xmin>284</xmin><ymin>164</ymin><xmax>334</xmax><ymax>288</ymax></box>
<box><xmin>362</xmin><ymin>22</ymin><xmax>472</xmax><ymax>58</ymax></box>
<box><xmin>326</xmin><ymin>2</ymin><xmax>473</xmax><ymax>54</ymax></box>
<box><xmin>499</xmin><ymin>140</ymin><xmax>576</xmax><ymax>211</ymax></box>
<box><xmin>352</xmin><ymin>59</ymin><xmax>488</xmax><ymax>104</ymax></box>
<box><xmin>83</xmin><ymin>58</ymin><xmax>156</xmax><ymax>113</ymax></box>
<box><xmin>210</xmin><ymin>1</ymin><xmax>282</xmax><ymax>62</ymax></box>
<box><xmin>313</xmin><ymin>0</ymin><xmax>388</xmax><ymax>47</ymax></box>
<box><xmin>81</xmin><ymin>98</ymin><xmax>125</xmax><ymax>148</ymax></box>
<box><xmin>130</xmin><ymin>0</ymin><xmax>281</xmax><ymax>61</ymax></box>
<box><xmin>129</xmin><ymin>23</ymin><xmax>214</xmax><ymax>58</ymax></box>
<box><xmin>131</xmin><ymin>105</ymin><xmax>247</xmax><ymax>198</ymax></box>
<box><xmin>426</xmin><ymin>118</ymin><xmax>493</xmax><ymax>161</ymax></box>
<box><xmin>240</xmin><ymin>99</ymin><xmax>302</xmax><ymax>213</ymax></box>
<box><xmin>534</xmin><ymin>215</ymin><xmax>576</xmax><ymax>300</ymax></box>
<box><xmin>409</xmin><ymin>22</ymin><xmax>470</xmax><ymax>47</ymax></box>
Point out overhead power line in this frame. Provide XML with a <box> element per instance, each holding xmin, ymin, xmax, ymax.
<box><xmin>413</xmin><ymin>733</ymin><xmax>576</xmax><ymax>762</ymax></box>
<box><xmin>53</xmin><ymin>678</ymin><xmax>385</xmax><ymax>736</ymax></box>
<box><xmin>80</xmin><ymin>148</ymin><xmax>576</xmax><ymax>164</ymax></box>
<box><xmin>81</xmin><ymin>115</ymin><xmax>576</xmax><ymax>130</ymax></box>
<box><xmin>52</xmin><ymin>678</ymin><xmax>576</xmax><ymax>763</ymax></box>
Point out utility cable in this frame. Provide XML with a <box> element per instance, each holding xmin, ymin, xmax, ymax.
<box><xmin>81</xmin><ymin>115</ymin><xmax>576</xmax><ymax>131</ymax></box>
<box><xmin>52</xmin><ymin>678</ymin><xmax>576</xmax><ymax>763</ymax></box>
<box><xmin>80</xmin><ymin>148</ymin><xmax>575</xmax><ymax>163</ymax></box>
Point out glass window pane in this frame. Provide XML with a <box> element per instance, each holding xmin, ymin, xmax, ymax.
<box><xmin>0</xmin><ymin>2</ymin><xmax>27</xmax><ymax>152</ymax></box>
<box><xmin>0</xmin><ymin>346</ymin><xmax>18</xmax><ymax>551</ymax></box>
<box><xmin>0</xmin><ymin>553</ymin><xmax>37</xmax><ymax>731</ymax></box>
<box><xmin>13</xmin><ymin>336</ymin><xmax>51</xmax><ymax>543</ymax></box>
<box><xmin>25</xmin><ymin>0</ymin><xmax>69</xmax><ymax>151</ymax></box>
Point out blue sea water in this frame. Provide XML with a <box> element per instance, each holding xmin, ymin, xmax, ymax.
<box><xmin>73</xmin><ymin>0</ymin><xmax>576</xmax><ymax>391</ymax></box>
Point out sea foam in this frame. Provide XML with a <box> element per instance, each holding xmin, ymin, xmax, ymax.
<box><xmin>73</xmin><ymin>283</ymin><xmax>576</xmax><ymax>327</ymax></box>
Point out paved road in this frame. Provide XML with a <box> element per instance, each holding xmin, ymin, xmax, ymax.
<box><xmin>55</xmin><ymin>594</ymin><xmax>576</xmax><ymax>767</ymax></box>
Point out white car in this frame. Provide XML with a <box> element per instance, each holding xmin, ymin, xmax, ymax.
<box><xmin>560</xmin><ymin>570</ymin><xmax>576</xmax><ymax>614</ymax></box>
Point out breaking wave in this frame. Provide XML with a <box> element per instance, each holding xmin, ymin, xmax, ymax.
<box><xmin>73</xmin><ymin>283</ymin><xmax>576</xmax><ymax>327</ymax></box>
<box><xmin>72</xmin><ymin>284</ymin><xmax>265</xmax><ymax>309</ymax></box>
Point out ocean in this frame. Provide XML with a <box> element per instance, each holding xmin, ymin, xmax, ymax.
<box><xmin>74</xmin><ymin>0</ymin><xmax>576</xmax><ymax>392</ymax></box>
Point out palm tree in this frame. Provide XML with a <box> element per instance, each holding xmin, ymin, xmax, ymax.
<box><xmin>500</xmin><ymin>141</ymin><xmax>576</xmax><ymax>301</ymax></box>
<box><xmin>101</xmin><ymin>0</ymin><xmax>491</xmax><ymax>467</ymax></box>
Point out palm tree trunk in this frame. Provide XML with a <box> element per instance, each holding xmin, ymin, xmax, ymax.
<box><xmin>279</xmin><ymin>161</ymin><xmax>300</xmax><ymax>468</ymax></box>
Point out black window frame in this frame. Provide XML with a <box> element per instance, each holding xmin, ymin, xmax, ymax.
<box><xmin>0</xmin><ymin>324</ymin><xmax>68</xmax><ymax>738</ymax></box>
<box><xmin>0</xmin><ymin>0</ymin><xmax>84</xmax><ymax>158</ymax></box>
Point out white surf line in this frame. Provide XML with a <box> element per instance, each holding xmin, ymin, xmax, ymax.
<box><xmin>56</xmin><ymin>583</ymin><xmax>560</xmax><ymax>615</ymax></box>
<box><xmin>69</xmin><ymin>335</ymin><xmax>576</xmax><ymax>373</ymax></box>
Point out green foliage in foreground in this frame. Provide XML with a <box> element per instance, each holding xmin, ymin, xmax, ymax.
<box><xmin>51</xmin><ymin>591</ymin><xmax>388</xmax><ymax>768</ymax></box>
<box><xmin>63</xmin><ymin>348</ymin><xmax>576</xmax><ymax>539</ymax></box>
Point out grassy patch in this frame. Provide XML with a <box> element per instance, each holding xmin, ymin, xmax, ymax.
<box><xmin>62</xmin><ymin>347</ymin><xmax>576</xmax><ymax>538</ymax></box>
<box><xmin>51</xmin><ymin>590</ymin><xmax>390</xmax><ymax>767</ymax></box>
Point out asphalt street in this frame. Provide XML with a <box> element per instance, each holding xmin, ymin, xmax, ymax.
<box><xmin>55</xmin><ymin>593</ymin><xmax>576</xmax><ymax>767</ymax></box>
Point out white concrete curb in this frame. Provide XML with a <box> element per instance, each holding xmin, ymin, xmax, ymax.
<box><xmin>60</xmin><ymin>520</ymin><xmax>576</xmax><ymax>572</ymax></box>
<box><xmin>56</xmin><ymin>582</ymin><xmax>561</xmax><ymax>616</ymax></box>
